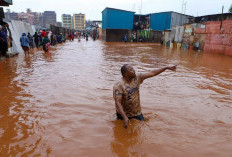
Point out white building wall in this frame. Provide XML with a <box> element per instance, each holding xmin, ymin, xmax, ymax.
<box><xmin>8</xmin><ymin>20</ymin><xmax>36</xmax><ymax>54</ymax></box>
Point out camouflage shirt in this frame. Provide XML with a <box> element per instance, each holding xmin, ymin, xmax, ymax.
<box><xmin>113</xmin><ymin>74</ymin><xmax>145</xmax><ymax>117</ymax></box>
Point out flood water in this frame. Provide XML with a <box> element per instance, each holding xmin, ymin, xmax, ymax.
<box><xmin>0</xmin><ymin>39</ymin><xmax>232</xmax><ymax>157</ymax></box>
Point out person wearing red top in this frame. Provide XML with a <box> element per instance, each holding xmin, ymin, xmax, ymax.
<box><xmin>41</xmin><ymin>29</ymin><xmax>46</xmax><ymax>39</ymax></box>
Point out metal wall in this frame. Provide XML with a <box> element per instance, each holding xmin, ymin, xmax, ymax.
<box><xmin>102</xmin><ymin>9</ymin><xmax>108</xmax><ymax>30</ymax></box>
<box><xmin>102</xmin><ymin>29</ymin><xmax>129</xmax><ymax>42</ymax></box>
<box><xmin>150</xmin><ymin>12</ymin><xmax>172</xmax><ymax>31</ymax></box>
<box><xmin>102</xmin><ymin>8</ymin><xmax>134</xmax><ymax>30</ymax></box>
<box><xmin>171</xmin><ymin>12</ymin><xmax>191</xmax><ymax>28</ymax></box>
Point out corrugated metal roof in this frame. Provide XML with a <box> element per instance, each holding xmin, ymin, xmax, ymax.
<box><xmin>102</xmin><ymin>7</ymin><xmax>135</xmax><ymax>13</ymax></box>
<box><xmin>193</xmin><ymin>13</ymin><xmax>232</xmax><ymax>18</ymax></box>
<box><xmin>149</xmin><ymin>11</ymin><xmax>193</xmax><ymax>17</ymax></box>
<box><xmin>190</xmin><ymin>13</ymin><xmax>232</xmax><ymax>23</ymax></box>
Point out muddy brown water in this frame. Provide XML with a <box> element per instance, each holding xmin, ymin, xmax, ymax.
<box><xmin>0</xmin><ymin>40</ymin><xmax>232</xmax><ymax>157</ymax></box>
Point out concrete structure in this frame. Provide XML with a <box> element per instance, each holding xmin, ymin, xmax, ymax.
<box><xmin>43</xmin><ymin>11</ymin><xmax>56</xmax><ymax>28</ymax></box>
<box><xmin>62</xmin><ymin>14</ymin><xmax>72</xmax><ymax>28</ymax></box>
<box><xmin>149</xmin><ymin>12</ymin><xmax>192</xmax><ymax>31</ymax></box>
<box><xmin>18</xmin><ymin>12</ymin><xmax>34</xmax><ymax>25</ymax></box>
<box><xmin>73</xmin><ymin>13</ymin><xmax>85</xmax><ymax>30</ymax></box>
<box><xmin>102</xmin><ymin>8</ymin><xmax>135</xmax><ymax>30</ymax></box>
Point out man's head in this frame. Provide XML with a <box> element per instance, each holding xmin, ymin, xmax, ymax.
<box><xmin>121</xmin><ymin>64</ymin><xmax>136</xmax><ymax>79</ymax></box>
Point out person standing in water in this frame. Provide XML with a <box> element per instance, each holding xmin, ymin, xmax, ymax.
<box><xmin>113</xmin><ymin>64</ymin><xmax>177</xmax><ymax>128</ymax></box>
<box><xmin>0</xmin><ymin>25</ymin><xmax>8</xmax><ymax>57</ymax></box>
<box><xmin>42</xmin><ymin>36</ymin><xmax>50</xmax><ymax>52</ymax></box>
<box><xmin>33</xmin><ymin>32</ymin><xmax>40</xmax><ymax>48</ymax></box>
<box><xmin>27</xmin><ymin>33</ymin><xmax>34</xmax><ymax>49</ymax></box>
<box><xmin>20</xmin><ymin>33</ymin><xmax>30</xmax><ymax>56</ymax></box>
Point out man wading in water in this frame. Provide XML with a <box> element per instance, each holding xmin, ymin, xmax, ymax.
<box><xmin>113</xmin><ymin>64</ymin><xmax>177</xmax><ymax>128</ymax></box>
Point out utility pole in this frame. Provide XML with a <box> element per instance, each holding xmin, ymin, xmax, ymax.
<box><xmin>220</xmin><ymin>5</ymin><xmax>224</xmax><ymax>29</ymax></box>
<box><xmin>132</xmin><ymin>3</ymin><xmax>136</xmax><ymax>12</ymax></box>
<box><xmin>181</xmin><ymin>0</ymin><xmax>187</xmax><ymax>14</ymax></box>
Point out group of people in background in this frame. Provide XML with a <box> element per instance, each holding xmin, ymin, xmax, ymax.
<box><xmin>1</xmin><ymin>22</ymin><xmax>99</xmax><ymax>57</ymax></box>
<box><xmin>20</xmin><ymin>29</ymin><xmax>68</xmax><ymax>55</ymax></box>
<box><xmin>124</xmin><ymin>32</ymin><xmax>137</xmax><ymax>42</ymax></box>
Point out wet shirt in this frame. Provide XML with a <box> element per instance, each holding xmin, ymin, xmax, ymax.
<box><xmin>0</xmin><ymin>30</ymin><xmax>7</xmax><ymax>42</ymax></box>
<box><xmin>113</xmin><ymin>74</ymin><xmax>145</xmax><ymax>117</ymax></box>
<box><xmin>41</xmin><ymin>31</ymin><xmax>46</xmax><ymax>38</ymax></box>
<box><xmin>20</xmin><ymin>36</ymin><xmax>29</xmax><ymax>47</ymax></box>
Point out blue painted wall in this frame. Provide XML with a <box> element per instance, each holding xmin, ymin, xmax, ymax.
<box><xmin>102</xmin><ymin>9</ymin><xmax>108</xmax><ymax>30</ymax></box>
<box><xmin>150</xmin><ymin>12</ymin><xmax>172</xmax><ymax>31</ymax></box>
<box><xmin>102</xmin><ymin>8</ymin><xmax>134</xmax><ymax>30</ymax></box>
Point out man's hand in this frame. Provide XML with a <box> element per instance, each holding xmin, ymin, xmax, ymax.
<box><xmin>123</xmin><ymin>116</ymin><xmax>130</xmax><ymax>129</ymax></box>
<box><xmin>167</xmin><ymin>65</ymin><xmax>177</xmax><ymax>71</ymax></box>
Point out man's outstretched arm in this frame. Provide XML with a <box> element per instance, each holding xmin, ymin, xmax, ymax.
<box><xmin>143</xmin><ymin>65</ymin><xmax>177</xmax><ymax>80</ymax></box>
<box><xmin>115</xmin><ymin>97</ymin><xmax>129</xmax><ymax>129</ymax></box>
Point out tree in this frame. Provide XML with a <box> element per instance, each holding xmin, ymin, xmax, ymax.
<box><xmin>229</xmin><ymin>4</ymin><xmax>232</xmax><ymax>13</ymax></box>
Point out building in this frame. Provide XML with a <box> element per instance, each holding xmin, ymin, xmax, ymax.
<box><xmin>133</xmin><ymin>14</ymin><xmax>150</xmax><ymax>30</ymax></box>
<box><xmin>18</xmin><ymin>12</ymin><xmax>34</xmax><ymax>24</ymax></box>
<box><xmin>149</xmin><ymin>12</ymin><xmax>192</xmax><ymax>31</ymax></box>
<box><xmin>4</xmin><ymin>11</ymin><xmax>18</xmax><ymax>21</ymax></box>
<box><xmin>31</xmin><ymin>12</ymin><xmax>43</xmax><ymax>26</ymax></box>
<box><xmin>189</xmin><ymin>13</ymin><xmax>232</xmax><ymax>23</ymax></box>
<box><xmin>102</xmin><ymin>7</ymin><xmax>134</xmax><ymax>30</ymax></box>
<box><xmin>0</xmin><ymin>0</ymin><xmax>12</xmax><ymax>6</ymax></box>
<box><xmin>73</xmin><ymin>13</ymin><xmax>85</xmax><ymax>30</ymax></box>
<box><xmin>43</xmin><ymin>11</ymin><xmax>56</xmax><ymax>28</ymax></box>
<box><xmin>62</xmin><ymin>14</ymin><xmax>72</xmax><ymax>28</ymax></box>
<box><xmin>102</xmin><ymin>7</ymin><xmax>135</xmax><ymax>42</ymax></box>
<box><xmin>56</xmin><ymin>22</ymin><xmax>62</xmax><ymax>27</ymax></box>
<box><xmin>1</xmin><ymin>1</ymin><xmax>12</xmax><ymax>22</ymax></box>
<box><xmin>93</xmin><ymin>21</ymin><xmax>102</xmax><ymax>28</ymax></box>
<box><xmin>86</xmin><ymin>20</ymin><xmax>93</xmax><ymax>28</ymax></box>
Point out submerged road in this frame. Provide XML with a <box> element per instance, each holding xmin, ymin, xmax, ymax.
<box><xmin>0</xmin><ymin>39</ymin><xmax>232</xmax><ymax>156</ymax></box>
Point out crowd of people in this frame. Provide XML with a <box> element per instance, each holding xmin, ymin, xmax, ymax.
<box><xmin>1</xmin><ymin>22</ymin><xmax>99</xmax><ymax>57</ymax></box>
<box><xmin>0</xmin><ymin>22</ymin><xmax>76</xmax><ymax>57</ymax></box>
<box><xmin>19</xmin><ymin>29</ymin><xmax>70</xmax><ymax>55</ymax></box>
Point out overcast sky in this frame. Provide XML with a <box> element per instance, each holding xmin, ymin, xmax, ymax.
<box><xmin>3</xmin><ymin>0</ymin><xmax>232</xmax><ymax>21</ymax></box>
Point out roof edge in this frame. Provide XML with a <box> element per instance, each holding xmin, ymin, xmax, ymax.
<box><xmin>102</xmin><ymin>7</ymin><xmax>135</xmax><ymax>13</ymax></box>
<box><xmin>149</xmin><ymin>11</ymin><xmax>193</xmax><ymax>17</ymax></box>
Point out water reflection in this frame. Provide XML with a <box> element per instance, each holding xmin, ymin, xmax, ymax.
<box><xmin>0</xmin><ymin>54</ymin><xmax>48</xmax><ymax>156</ymax></box>
<box><xmin>111</xmin><ymin>120</ymin><xmax>146</xmax><ymax>157</ymax></box>
<box><xmin>0</xmin><ymin>40</ymin><xmax>231</xmax><ymax>156</ymax></box>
